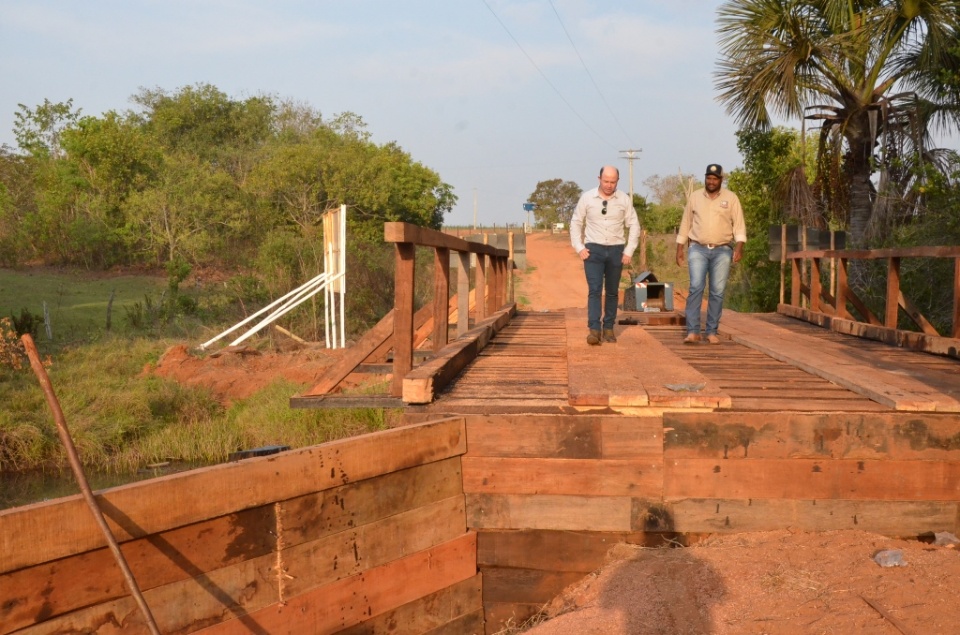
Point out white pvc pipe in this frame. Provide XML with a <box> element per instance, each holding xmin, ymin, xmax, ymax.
<box><xmin>199</xmin><ymin>272</ymin><xmax>329</xmax><ymax>350</ymax></box>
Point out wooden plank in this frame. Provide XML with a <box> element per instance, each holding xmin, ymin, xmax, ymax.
<box><xmin>664</xmin><ymin>457</ymin><xmax>960</xmax><ymax>501</ymax></box>
<box><xmin>466</xmin><ymin>493</ymin><xmax>649</xmax><ymax>532</ymax></box>
<box><xmin>565</xmin><ymin>309</ymin><xmax>730</xmax><ymax>408</ymax></box>
<box><xmin>664</xmin><ymin>411</ymin><xmax>960</xmax><ymax>461</ymax></box>
<box><xmin>1</xmin><ymin>505</ymin><xmax>275</xmax><ymax>633</ymax></box>
<box><xmin>289</xmin><ymin>394</ymin><xmax>405</xmax><ymax>409</ymax></box>
<box><xmin>392</xmin><ymin>242</ymin><xmax>416</xmax><ymax>396</ymax></box>
<box><xmin>403</xmin><ymin>306</ymin><xmax>516</xmax><ymax>404</ymax></box>
<box><xmin>300</xmin><ymin>309</ymin><xmax>395</xmax><ymax>396</ymax></box>
<box><xmin>385</xmin><ymin>222</ymin><xmax>507</xmax><ymax>257</ymax></box>
<box><xmin>16</xmin><ymin>551</ymin><xmax>277</xmax><ymax>635</ymax></box>
<box><xmin>779</xmin><ymin>303</ymin><xmax>960</xmax><ymax>360</ymax></box>
<box><xmin>424</xmin><ymin>609</ymin><xmax>484</xmax><ymax>635</ymax></box>
<box><xmin>462</xmin><ymin>457</ymin><xmax>661</xmax><ymax>497</ymax></box>
<box><xmin>723</xmin><ymin>310</ymin><xmax>960</xmax><ymax>411</ymax></box>
<box><xmin>336</xmin><ymin>575</ymin><xmax>483</xmax><ymax>635</ymax></box>
<box><xmin>280</xmin><ymin>457</ymin><xmax>464</xmax><ymax>546</ymax></box>
<box><xmin>3</xmin><ymin>458</ymin><xmax>467</xmax><ymax>633</ymax></box>
<box><xmin>282</xmin><ymin>495</ymin><xmax>468</xmax><ymax>600</ymax></box>
<box><xmin>476</xmin><ymin>529</ymin><xmax>667</xmax><ymax>572</ymax></box>
<box><xmin>195</xmin><ymin>532</ymin><xmax>478</xmax><ymax>635</ymax></box>
<box><xmin>464</xmin><ymin>415</ymin><xmax>601</xmax><ymax>458</ymax></box>
<box><xmin>668</xmin><ymin>498</ymin><xmax>960</xmax><ymax>536</ymax></box>
<box><xmin>17</xmin><ymin>497</ymin><xmax>469</xmax><ymax>635</ymax></box>
<box><xmin>601</xmin><ymin>417</ymin><xmax>666</xmax><ymax>459</ymax></box>
<box><xmin>0</xmin><ymin>418</ymin><xmax>466</xmax><ymax>574</ymax></box>
<box><xmin>480</xmin><ymin>566</ymin><xmax>585</xmax><ymax>604</ymax></box>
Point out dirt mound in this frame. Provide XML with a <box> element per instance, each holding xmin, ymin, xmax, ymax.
<box><xmin>524</xmin><ymin>529</ymin><xmax>960</xmax><ymax>634</ymax></box>
<box><xmin>150</xmin><ymin>343</ymin><xmax>340</xmax><ymax>405</ymax></box>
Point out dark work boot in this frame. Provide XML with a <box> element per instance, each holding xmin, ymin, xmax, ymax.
<box><xmin>587</xmin><ymin>330</ymin><xmax>602</xmax><ymax>346</ymax></box>
<box><xmin>602</xmin><ymin>328</ymin><xmax>617</xmax><ymax>343</ymax></box>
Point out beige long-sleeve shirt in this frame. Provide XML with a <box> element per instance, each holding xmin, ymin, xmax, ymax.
<box><xmin>676</xmin><ymin>187</ymin><xmax>747</xmax><ymax>247</ymax></box>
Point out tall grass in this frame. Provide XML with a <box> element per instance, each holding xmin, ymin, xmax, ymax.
<box><xmin>1</xmin><ymin>335</ymin><xmax>391</xmax><ymax>475</ymax></box>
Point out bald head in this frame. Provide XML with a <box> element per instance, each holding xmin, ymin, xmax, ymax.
<box><xmin>598</xmin><ymin>165</ymin><xmax>619</xmax><ymax>197</ymax></box>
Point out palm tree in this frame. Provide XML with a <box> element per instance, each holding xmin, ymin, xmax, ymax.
<box><xmin>715</xmin><ymin>0</ymin><xmax>960</xmax><ymax>246</ymax></box>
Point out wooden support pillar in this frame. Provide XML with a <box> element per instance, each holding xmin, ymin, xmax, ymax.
<box><xmin>885</xmin><ymin>257</ymin><xmax>901</xmax><ymax>329</ymax></box>
<box><xmin>837</xmin><ymin>258</ymin><xmax>851</xmax><ymax>319</ymax></box>
<box><xmin>457</xmin><ymin>251</ymin><xmax>470</xmax><ymax>337</ymax></box>
<box><xmin>392</xmin><ymin>242</ymin><xmax>416</xmax><ymax>397</ymax></box>
<box><xmin>809</xmin><ymin>257</ymin><xmax>822</xmax><ymax>313</ymax></box>
<box><xmin>432</xmin><ymin>247</ymin><xmax>450</xmax><ymax>352</ymax></box>
<box><xmin>954</xmin><ymin>257</ymin><xmax>960</xmax><ymax>339</ymax></box>
<box><xmin>475</xmin><ymin>253</ymin><xmax>487</xmax><ymax>321</ymax></box>
<box><xmin>791</xmin><ymin>257</ymin><xmax>801</xmax><ymax>307</ymax></box>
<box><xmin>779</xmin><ymin>224</ymin><xmax>787</xmax><ymax>305</ymax></box>
<box><xmin>488</xmin><ymin>257</ymin><xmax>501</xmax><ymax>315</ymax></box>
<box><xmin>508</xmin><ymin>232</ymin><xmax>515</xmax><ymax>303</ymax></box>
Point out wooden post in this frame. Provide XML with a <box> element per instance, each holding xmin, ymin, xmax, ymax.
<box><xmin>457</xmin><ymin>251</ymin><xmax>470</xmax><ymax>337</ymax></box>
<box><xmin>475</xmin><ymin>253</ymin><xmax>487</xmax><ymax>321</ymax></box>
<box><xmin>779</xmin><ymin>224</ymin><xmax>787</xmax><ymax>305</ymax></box>
<box><xmin>800</xmin><ymin>225</ymin><xmax>808</xmax><ymax>309</ymax></box>
<box><xmin>954</xmin><ymin>257</ymin><xmax>960</xmax><ymax>339</ymax></box>
<box><xmin>392</xmin><ymin>242</ymin><xmax>416</xmax><ymax>397</ymax></box>
<box><xmin>432</xmin><ymin>247</ymin><xmax>450</xmax><ymax>352</ymax></box>
<box><xmin>810</xmin><ymin>257</ymin><xmax>822</xmax><ymax>313</ymax></box>
<box><xmin>885</xmin><ymin>257</ymin><xmax>901</xmax><ymax>329</ymax></box>
<box><xmin>508</xmin><ymin>232</ymin><xmax>515</xmax><ymax>303</ymax></box>
<box><xmin>837</xmin><ymin>257</ymin><xmax>851</xmax><ymax>319</ymax></box>
<box><xmin>22</xmin><ymin>334</ymin><xmax>163</xmax><ymax>635</ymax></box>
<box><xmin>791</xmin><ymin>257</ymin><xmax>801</xmax><ymax>307</ymax></box>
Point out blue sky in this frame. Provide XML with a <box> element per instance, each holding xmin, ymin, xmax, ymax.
<box><xmin>2</xmin><ymin>1</ymin><xmax>752</xmax><ymax>227</ymax></box>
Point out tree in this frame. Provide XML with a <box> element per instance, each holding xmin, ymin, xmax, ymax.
<box><xmin>527</xmin><ymin>179</ymin><xmax>582</xmax><ymax>227</ymax></box>
<box><xmin>13</xmin><ymin>99</ymin><xmax>81</xmax><ymax>158</ymax></box>
<box><xmin>641</xmin><ymin>173</ymin><xmax>696</xmax><ymax>233</ymax></box>
<box><xmin>715</xmin><ymin>0</ymin><xmax>960</xmax><ymax>246</ymax></box>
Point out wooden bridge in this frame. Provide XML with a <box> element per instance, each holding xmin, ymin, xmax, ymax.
<box><xmin>4</xmin><ymin>223</ymin><xmax>959</xmax><ymax>634</ymax></box>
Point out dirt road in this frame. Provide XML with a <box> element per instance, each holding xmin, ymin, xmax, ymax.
<box><xmin>515</xmin><ymin>231</ymin><xmax>586</xmax><ymax>311</ymax></box>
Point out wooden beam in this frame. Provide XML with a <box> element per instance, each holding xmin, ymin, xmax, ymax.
<box><xmin>392</xmin><ymin>242</ymin><xmax>416</xmax><ymax>397</ymax></box>
<box><xmin>383</xmin><ymin>222</ymin><xmax>507</xmax><ymax>257</ymax></box>
<box><xmin>886</xmin><ymin>257</ymin><xmax>901</xmax><ymax>328</ymax></box>
<box><xmin>432</xmin><ymin>247</ymin><xmax>451</xmax><ymax>352</ymax></box>
<box><xmin>457</xmin><ymin>251</ymin><xmax>470</xmax><ymax>337</ymax></box>
<box><xmin>299</xmin><ymin>309</ymin><xmax>395</xmax><ymax>396</ymax></box>
<box><xmin>402</xmin><ymin>306</ymin><xmax>515</xmax><ymax>404</ymax></box>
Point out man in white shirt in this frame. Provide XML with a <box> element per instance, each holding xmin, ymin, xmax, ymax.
<box><xmin>570</xmin><ymin>166</ymin><xmax>641</xmax><ymax>345</ymax></box>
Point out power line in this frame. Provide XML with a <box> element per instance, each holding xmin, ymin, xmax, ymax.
<box><xmin>480</xmin><ymin>0</ymin><xmax>619</xmax><ymax>151</ymax></box>
<box><xmin>547</xmin><ymin>0</ymin><xmax>637</xmax><ymax>148</ymax></box>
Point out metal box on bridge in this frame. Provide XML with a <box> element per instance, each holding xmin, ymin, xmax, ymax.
<box><xmin>623</xmin><ymin>271</ymin><xmax>674</xmax><ymax>312</ymax></box>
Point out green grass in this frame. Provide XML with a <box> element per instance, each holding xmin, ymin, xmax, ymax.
<box><xmin>0</xmin><ymin>268</ymin><xmax>395</xmax><ymax>505</ymax></box>
<box><xmin>0</xmin><ymin>267</ymin><xmax>168</xmax><ymax>345</ymax></box>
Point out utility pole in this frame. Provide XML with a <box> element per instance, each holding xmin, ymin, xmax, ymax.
<box><xmin>619</xmin><ymin>148</ymin><xmax>642</xmax><ymax>201</ymax></box>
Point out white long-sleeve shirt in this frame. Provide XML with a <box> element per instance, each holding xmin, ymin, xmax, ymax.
<box><xmin>569</xmin><ymin>188</ymin><xmax>641</xmax><ymax>257</ymax></box>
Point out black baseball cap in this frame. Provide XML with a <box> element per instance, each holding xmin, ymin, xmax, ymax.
<box><xmin>705</xmin><ymin>164</ymin><xmax>723</xmax><ymax>177</ymax></box>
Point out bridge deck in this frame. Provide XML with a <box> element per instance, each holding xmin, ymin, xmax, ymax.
<box><xmin>412</xmin><ymin>309</ymin><xmax>959</xmax><ymax>415</ymax></box>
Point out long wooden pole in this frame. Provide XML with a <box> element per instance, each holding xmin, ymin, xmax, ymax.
<box><xmin>21</xmin><ymin>334</ymin><xmax>163</xmax><ymax>635</ymax></box>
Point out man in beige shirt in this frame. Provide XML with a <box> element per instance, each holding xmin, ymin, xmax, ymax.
<box><xmin>675</xmin><ymin>163</ymin><xmax>746</xmax><ymax>344</ymax></box>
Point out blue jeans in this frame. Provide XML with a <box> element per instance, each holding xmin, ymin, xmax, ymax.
<box><xmin>583</xmin><ymin>243</ymin><xmax>624</xmax><ymax>330</ymax></box>
<box><xmin>686</xmin><ymin>243</ymin><xmax>733</xmax><ymax>336</ymax></box>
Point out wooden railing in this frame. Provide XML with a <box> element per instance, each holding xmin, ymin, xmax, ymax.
<box><xmin>293</xmin><ymin>223</ymin><xmax>514</xmax><ymax>406</ymax></box>
<box><xmin>783</xmin><ymin>245</ymin><xmax>960</xmax><ymax>355</ymax></box>
<box><xmin>385</xmin><ymin>222</ymin><xmax>512</xmax><ymax>396</ymax></box>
